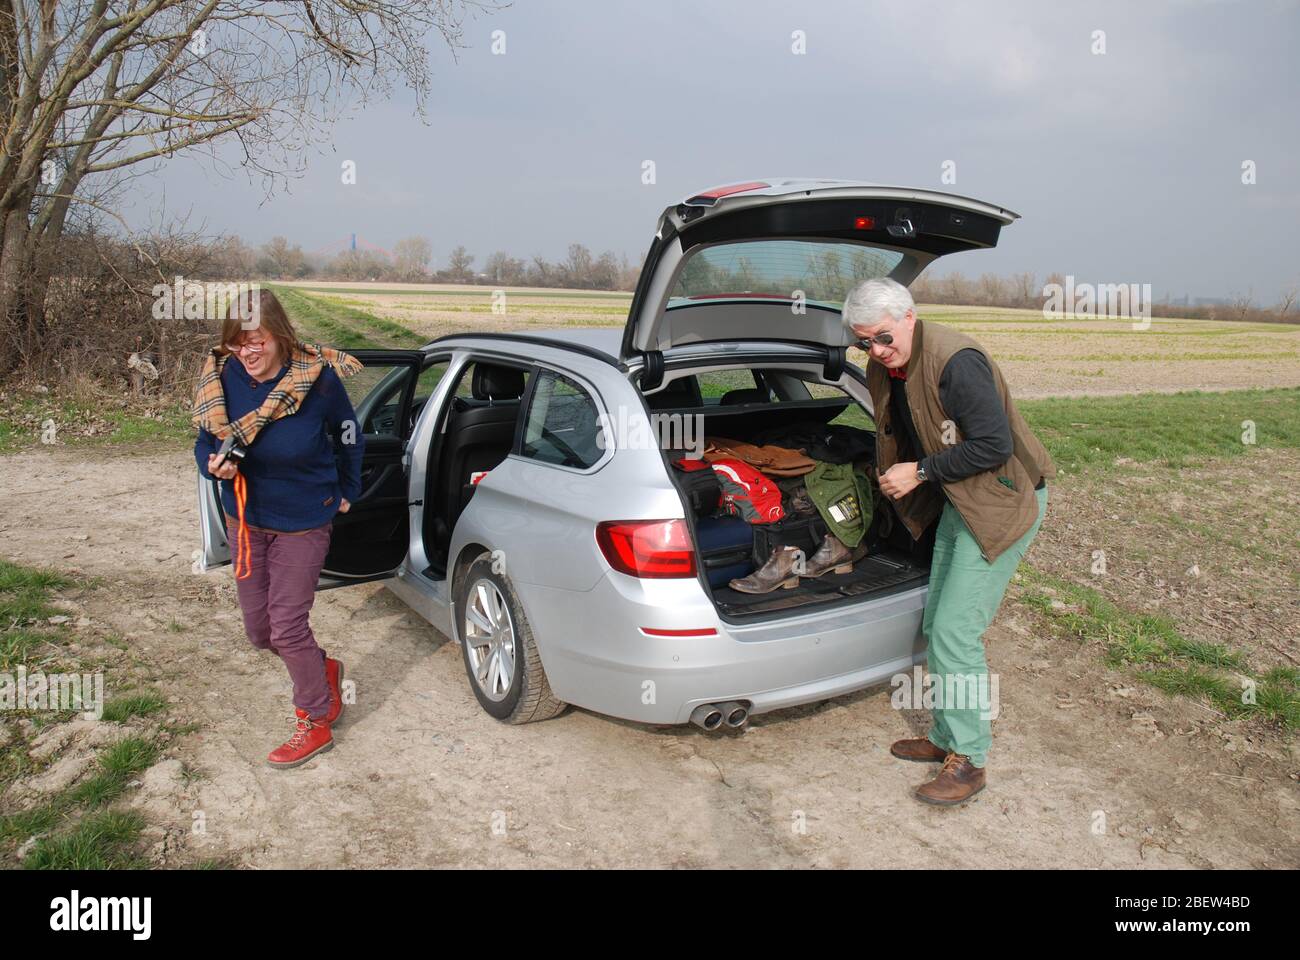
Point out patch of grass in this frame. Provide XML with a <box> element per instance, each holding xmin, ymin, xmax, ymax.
<box><xmin>0</xmin><ymin>559</ymin><xmax>184</xmax><ymax>869</ymax></box>
<box><xmin>101</xmin><ymin>691</ymin><xmax>167</xmax><ymax>723</ymax></box>
<box><xmin>0</xmin><ymin>627</ymin><xmax>58</xmax><ymax>670</ymax></box>
<box><xmin>0</xmin><ymin>561</ymin><xmax>65</xmax><ymax>593</ymax></box>
<box><xmin>0</xmin><ymin>688</ymin><xmax>180</xmax><ymax>867</ymax></box>
<box><xmin>270</xmin><ymin>284</ymin><xmax>424</xmax><ymax>349</ymax></box>
<box><xmin>1017</xmin><ymin>567</ymin><xmax>1297</xmax><ymax>729</ymax></box>
<box><xmin>0</xmin><ymin>804</ymin><xmax>63</xmax><ymax>844</ymax></box>
<box><xmin>1263</xmin><ymin>665</ymin><xmax>1300</xmax><ymax>687</ymax></box>
<box><xmin>97</xmin><ymin>736</ymin><xmax>160</xmax><ymax>778</ymax></box>
<box><xmin>66</xmin><ymin>736</ymin><xmax>159</xmax><ymax>808</ymax></box>
<box><xmin>1255</xmin><ymin>678</ymin><xmax>1300</xmax><ymax>729</ymax></box>
<box><xmin>0</xmin><ymin>391</ymin><xmax>191</xmax><ymax>454</ymax></box>
<box><xmin>0</xmin><ymin>558</ymin><xmax>74</xmax><ymax>670</ymax></box>
<box><xmin>1017</xmin><ymin>388</ymin><xmax>1300</xmax><ymax>473</ymax></box>
<box><xmin>1143</xmin><ymin>665</ymin><xmax>1238</xmax><ymax>709</ymax></box>
<box><xmin>22</xmin><ymin>810</ymin><xmax>147</xmax><ymax>869</ymax></box>
<box><xmin>1103</xmin><ymin>628</ymin><xmax>1167</xmax><ymax>668</ymax></box>
<box><xmin>1</xmin><ymin>731</ymin><xmax>161</xmax><ymax>860</ymax></box>
<box><xmin>1163</xmin><ymin>635</ymin><xmax>1246</xmax><ymax>670</ymax></box>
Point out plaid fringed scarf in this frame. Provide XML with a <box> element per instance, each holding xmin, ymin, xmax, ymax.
<box><xmin>191</xmin><ymin>340</ymin><xmax>364</xmax><ymax>445</ymax></box>
<box><xmin>191</xmin><ymin>340</ymin><xmax>364</xmax><ymax>579</ymax></box>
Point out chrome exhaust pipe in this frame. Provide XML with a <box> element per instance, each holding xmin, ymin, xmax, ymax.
<box><xmin>718</xmin><ymin>700</ymin><xmax>749</xmax><ymax>729</ymax></box>
<box><xmin>689</xmin><ymin>703</ymin><xmax>724</xmax><ymax>732</ymax></box>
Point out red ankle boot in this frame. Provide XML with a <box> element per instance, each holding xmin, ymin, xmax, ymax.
<box><xmin>267</xmin><ymin>708</ymin><xmax>333</xmax><ymax>769</ymax></box>
<box><xmin>323</xmin><ymin>657</ymin><xmax>345</xmax><ymax>725</ymax></box>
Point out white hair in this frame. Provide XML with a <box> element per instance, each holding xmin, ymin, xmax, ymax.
<box><xmin>841</xmin><ymin>277</ymin><xmax>914</xmax><ymax>332</ymax></box>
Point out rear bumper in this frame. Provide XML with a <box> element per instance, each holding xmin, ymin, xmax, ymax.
<box><xmin>514</xmin><ymin>570</ymin><xmax>928</xmax><ymax>725</ymax></box>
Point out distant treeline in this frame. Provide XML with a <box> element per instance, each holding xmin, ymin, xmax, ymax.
<box><xmin>213</xmin><ymin>235</ymin><xmax>1299</xmax><ymax>324</ymax></box>
<box><xmin>224</xmin><ymin>236</ymin><xmax>643</xmax><ymax>291</ymax></box>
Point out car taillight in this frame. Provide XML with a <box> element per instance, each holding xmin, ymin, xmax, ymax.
<box><xmin>854</xmin><ymin>216</ymin><xmax>876</xmax><ymax>230</ymax></box>
<box><xmin>596</xmin><ymin>519</ymin><xmax>697</xmax><ymax>578</ymax></box>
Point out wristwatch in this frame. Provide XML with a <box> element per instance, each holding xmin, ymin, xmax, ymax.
<box><xmin>916</xmin><ymin>462</ymin><xmax>929</xmax><ymax>483</ymax></box>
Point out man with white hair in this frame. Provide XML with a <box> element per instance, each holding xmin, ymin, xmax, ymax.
<box><xmin>844</xmin><ymin>277</ymin><xmax>1055</xmax><ymax>806</ymax></box>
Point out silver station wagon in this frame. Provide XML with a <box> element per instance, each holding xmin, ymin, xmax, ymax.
<box><xmin>196</xmin><ymin>179</ymin><xmax>1019</xmax><ymax>730</ymax></box>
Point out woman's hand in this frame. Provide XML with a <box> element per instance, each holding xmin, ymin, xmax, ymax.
<box><xmin>338</xmin><ymin>498</ymin><xmax>351</xmax><ymax>513</ymax></box>
<box><xmin>207</xmin><ymin>453</ymin><xmax>239</xmax><ymax>481</ymax></box>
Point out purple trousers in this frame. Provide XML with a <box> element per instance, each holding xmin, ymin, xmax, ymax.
<box><xmin>227</xmin><ymin>518</ymin><xmax>333</xmax><ymax>719</ymax></box>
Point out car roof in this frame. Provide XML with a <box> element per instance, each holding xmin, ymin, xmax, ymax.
<box><xmin>431</xmin><ymin>326</ymin><xmax>624</xmax><ymax>359</ymax></box>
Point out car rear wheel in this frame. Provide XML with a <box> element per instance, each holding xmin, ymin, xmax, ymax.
<box><xmin>455</xmin><ymin>553</ymin><xmax>567</xmax><ymax>724</ymax></box>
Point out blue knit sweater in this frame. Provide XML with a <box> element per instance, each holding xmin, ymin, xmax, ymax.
<box><xmin>194</xmin><ymin>356</ymin><xmax>366</xmax><ymax>532</ymax></box>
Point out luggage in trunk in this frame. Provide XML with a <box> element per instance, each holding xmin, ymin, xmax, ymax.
<box><xmin>670</xmin><ymin>456</ymin><xmax>722</xmax><ymax>518</ymax></box>
<box><xmin>661</xmin><ymin>398</ymin><xmax>935</xmax><ymax>620</ymax></box>
<box><xmin>751</xmin><ymin>513</ymin><xmax>828</xmax><ymax>568</ymax></box>
<box><xmin>696</xmin><ymin>516</ymin><xmax>756</xmax><ymax>587</ymax></box>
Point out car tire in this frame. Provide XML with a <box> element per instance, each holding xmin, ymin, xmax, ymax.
<box><xmin>455</xmin><ymin>552</ymin><xmax>567</xmax><ymax>724</ymax></box>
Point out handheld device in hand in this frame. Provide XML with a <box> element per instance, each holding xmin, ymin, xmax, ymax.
<box><xmin>213</xmin><ymin>435</ymin><xmax>247</xmax><ymax>470</ymax></box>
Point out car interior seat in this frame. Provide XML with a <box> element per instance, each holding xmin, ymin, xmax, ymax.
<box><xmin>432</xmin><ymin>362</ymin><xmax>528</xmax><ymax>553</ymax></box>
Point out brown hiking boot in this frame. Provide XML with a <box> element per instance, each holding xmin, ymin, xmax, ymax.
<box><xmin>915</xmin><ymin>753</ymin><xmax>986</xmax><ymax>806</ymax></box>
<box><xmin>890</xmin><ymin>737</ymin><xmax>949</xmax><ymax>763</ymax></box>
<box><xmin>729</xmin><ymin>545</ymin><xmax>802</xmax><ymax>594</ymax></box>
<box><xmin>802</xmin><ymin>533</ymin><xmax>867</xmax><ymax>578</ymax></box>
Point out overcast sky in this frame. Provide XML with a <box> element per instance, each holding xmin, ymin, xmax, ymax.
<box><xmin>132</xmin><ymin>0</ymin><xmax>1300</xmax><ymax>302</ymax></box>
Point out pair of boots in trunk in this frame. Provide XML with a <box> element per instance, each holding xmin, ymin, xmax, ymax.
<box><xmin>729</xmin><ymin>533</ymin><xmax>868</xmax><ymax>594</ymax></box>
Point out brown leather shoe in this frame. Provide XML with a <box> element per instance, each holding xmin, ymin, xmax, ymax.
<box><xmin>915</xmin><ymin>753</ymin><xmax>986</xmax><ymax>806</ymax></box>
<box><xmin>802</xmin><ymin>533</ymin><xmax>867</xmax><ymax>578</ymax></box>
<box><xmin>729</xmin><ymin>545</ymin><xmax>802</xmax><ymax>594</ymax></box>
<box><xmin>890</xmin><ymin>737</ymin><xmax>949</xmax><ymax>763</ymax></box>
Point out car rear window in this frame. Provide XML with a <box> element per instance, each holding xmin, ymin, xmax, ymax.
<box><xmin>670</xmin><ymin>239</ymin><xmax>905</xmax><ymax>304</ymax></box>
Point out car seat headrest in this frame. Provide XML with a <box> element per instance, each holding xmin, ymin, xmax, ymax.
<box><xmin>721</xmin><ymin>388</ymin><xmax>769</xmax><ymax>405</ymax></box>
<box><xmin>472</xmin><ymin>363</ymin><xmax>526</xmax><ymax>402</ymax></box>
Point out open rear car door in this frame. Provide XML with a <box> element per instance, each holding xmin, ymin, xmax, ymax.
<box><xmin>194</xmin><ymin>349</ymin><xmax>425</xmax><ymax>590</ymax></box>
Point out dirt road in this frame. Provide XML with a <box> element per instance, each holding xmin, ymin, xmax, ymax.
<box><xmin>1</xmin><ymin>444</ymin><xmax>1296</xmax><ymax>868</ymax></box>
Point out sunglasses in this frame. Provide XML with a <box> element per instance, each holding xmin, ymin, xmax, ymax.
<box><xmin>854</xmin><ymin>331</ymin><xmax>895</xmax><ymax>349</ymax></box>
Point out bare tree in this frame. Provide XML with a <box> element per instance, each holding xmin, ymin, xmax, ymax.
<box><xmin>943</xmin><ymin>271</ymin><xmax>970</xmax><ymax>303</ymax></box>
<box><xmin>561</xmin><ymin>242</ymin><xmax>593</xmax><ymax>288</ymax></box>
<box><xmin>977</xmin><ymin>273</ymin><xmax>1004</xmax><ymax>306</ymax></box>
<box><xmin>445</xmin><ymin>244</ymin><xmax>474</xmax><ymax>282</ymax></box>
<box><xmin>332</xmin><ymin>246</ymin><xmax>389</xmax><ymax>281</ymax></box>
<box><xmin>0</xmin><ymin>0</ymin><xmax>490</xmax><ymax>378</ymax></box>
<box><xmin>1231</xmin><ymin>290</ymin><xmax>1253</xmax><ymax>323</ymax></box>
<box><xmin>393</xmin><ymin>235</ymin><xmax>431</xmax><ymax>281</ymax></box>
<box><xmin>262</xmin><ymin>236</ymin><xmax>304</xmax><ymax>279</ymax></box>
<box><xmin>484</xmin><ymin>249</ymin><xmax>524</xmax><ymax>285</ymax></box>
<box><xmin>1278</xmin><ymin>285</ymin><xmax>1297</xmax><ymax>319</ymax></box>
<box><xmin>1012</xmin><ymin>271</ymin><xmax>1036</xmax><ymax>307</ymax></box>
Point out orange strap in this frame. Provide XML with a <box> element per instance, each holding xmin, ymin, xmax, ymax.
<box><xmin>232</xmin><ymin>471</ymin><xmax>252</xmax><ymax>580</ymax></box>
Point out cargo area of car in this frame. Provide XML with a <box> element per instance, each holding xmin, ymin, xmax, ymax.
<box><xmin>647</xmin><ymin>371</ymin><xmax>935</xmax><ymax>621</ymax></box>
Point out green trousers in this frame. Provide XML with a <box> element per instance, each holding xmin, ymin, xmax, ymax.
<box><xmin>922</xmin><ymin>485</ymin><xmax>1048</xmax><ymax>767</ymax></box>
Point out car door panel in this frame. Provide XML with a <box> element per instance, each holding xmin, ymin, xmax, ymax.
<box><xmin>192</xmin><ymin>348</ymin><xmax>426</xmax><ymax>587</ymax></box>
<box><xmin>319</xmin><ymin>350</ymin><xmax>424</xmax><ymax>584</ymax></box>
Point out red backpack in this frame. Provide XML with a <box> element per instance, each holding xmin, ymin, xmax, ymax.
<box><xmin>709</xmin><ymin>458</ymin><xmax>786</xmax><ymax>524</ymax></box>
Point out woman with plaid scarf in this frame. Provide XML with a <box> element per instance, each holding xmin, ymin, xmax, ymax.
<box><xmin>192</xmin><ymin>289</ymin><xmax>366</xmax><ymax>768</ymax></box>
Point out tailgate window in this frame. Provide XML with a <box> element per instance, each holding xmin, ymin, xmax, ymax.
<box><xmin>672</xmin><ymin>239</ymin><xmax>906</xmax><ymax>304</ymax></box>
